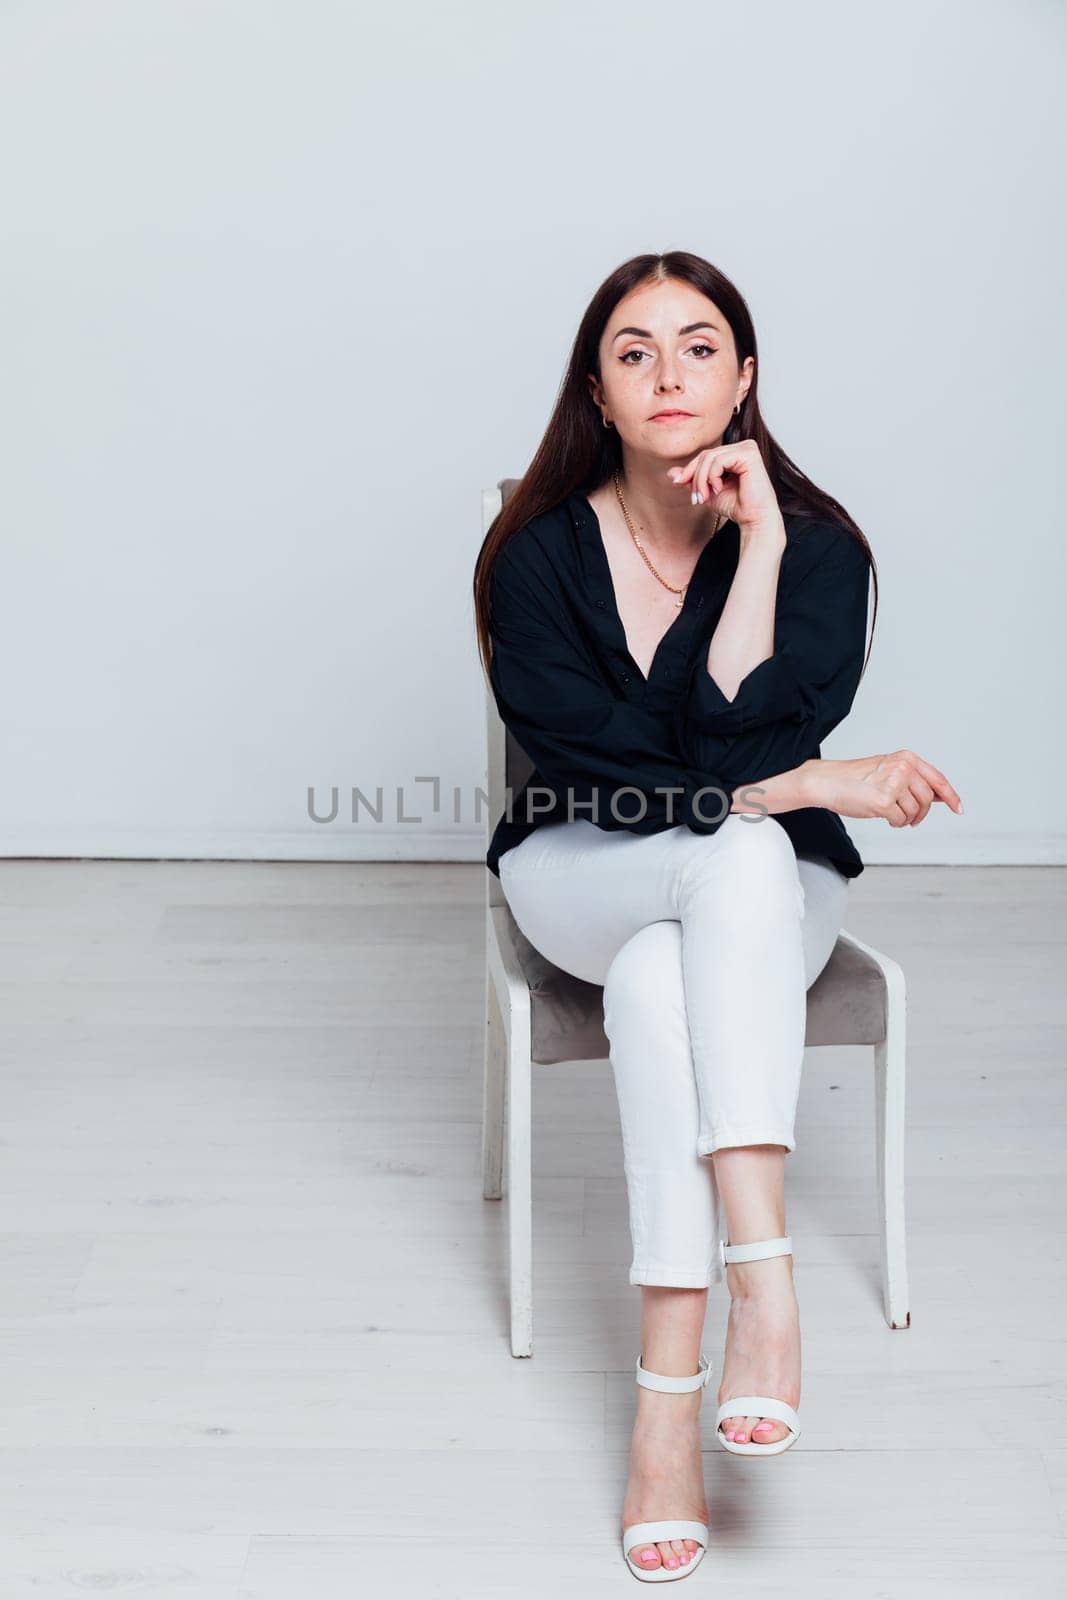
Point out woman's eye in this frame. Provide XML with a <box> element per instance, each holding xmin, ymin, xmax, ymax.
<box><xmin>619</xmin><ymin>344</ymin><xmax>716</xmax><ymax>365</ymax></box>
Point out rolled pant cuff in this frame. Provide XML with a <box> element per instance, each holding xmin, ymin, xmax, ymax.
<box><xmin>696</xmin><ymin>1128</ymin><xmax>796</xmax><ymax>1156</ymax></box>
<box><xmin>630</xmin><ymin>1262</ymin><xmax>726</xmax><ymax>1288</ymax></box>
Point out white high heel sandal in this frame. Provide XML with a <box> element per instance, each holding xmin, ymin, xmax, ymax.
<box><xmin>621</xmin><ymin>1350</ymin><xmax>713</xmax><ymax>1582</ymax></box>
<box><xmin>715</xmin><ymin>1234</ymin><xmax>801</xmax><ymax>1456</ymax></box>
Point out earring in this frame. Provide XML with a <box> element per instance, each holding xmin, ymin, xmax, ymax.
<box><xmin>602</xmin><ymin>414</ymin><xmax>614</xmax><ymax>429</ymax></box>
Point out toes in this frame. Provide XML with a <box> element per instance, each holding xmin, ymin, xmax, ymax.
<box><xmin>752</xmin><ymin>1417</ymin><xmax>787</xmax><ymax>1443</ymax></box>
<box><xmin>722</xmin><ymin>1413</ymin><xmax>788</xmax><ymax>1444</ymax></box>
<box><xmin>625</xmin><ymin>1535</ymin><xmax>702</xmax><ymax>1568</ymax></box>
<box><xmin>723</xmin><ymin>1412</ymin><xmax>783</xmax><ymax>1443</ymax></box>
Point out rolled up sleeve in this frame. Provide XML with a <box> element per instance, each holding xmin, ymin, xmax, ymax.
<box><xmin>688</xmin><ymin>648</ymin><xmax>807</xmax><ymax>734</ymax></box>
<box><xmin>488</xmin><ymin>546</ymin><xmax>736</xmax><ymax>837</ymax></box>
<box><xmin>676</xmin><ymin>526</ymin><xmax>872</xmax><ymax>786</ymax></box>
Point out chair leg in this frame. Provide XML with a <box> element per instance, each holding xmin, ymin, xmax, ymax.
<box><xmin>874</xmin><ymin>1022</ymin><xmax>911</xmax><ymax>1329</ymax></box>
<box><xmin>506</xmin><ymin>1008</ymin><xmax>534</xmax><ymax>1358</ymax></box>
<box><xmin>482</xmin><ymin>970</ymin><xmax>505</xmax><ymax>1200</ymax></box>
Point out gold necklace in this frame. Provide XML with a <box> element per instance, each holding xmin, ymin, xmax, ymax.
<box><xmin>612</xmin><ymin>470</ymin><xmax>724</xmax><ymax>610</ymax></box>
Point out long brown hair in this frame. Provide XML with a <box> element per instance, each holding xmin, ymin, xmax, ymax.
<box><xmin>473</xmin><ymin>250</ymin><xmax>878</xmax><ymax>681</ymax></box>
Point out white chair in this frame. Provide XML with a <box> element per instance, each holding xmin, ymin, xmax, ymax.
<box><xmin>479</xmin><ymin>479</ymin><xmax>910</xmax><ymax>1357</ymax></box>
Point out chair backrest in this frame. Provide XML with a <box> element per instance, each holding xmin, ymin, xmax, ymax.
<box><xmin>483</xmin><ymin>478</ymin><xmax>534</xmax><ymax>909</ymax></box>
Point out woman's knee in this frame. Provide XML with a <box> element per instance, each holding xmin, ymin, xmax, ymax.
<box><xmin>602</xmin><ymin>920</ymin><xmax>684</xmax><ymax>1024</ymax></box>
<box><xmin>724</xmin><ymin>811</ymin><xmax>797</xmax><ymax>866</ymax></box>
<box><xmin>602</xmin><ymin>923</ymin><xmax>698</xmax><ymax>1110</ymax></box>
<box><xmin>681</xmin><ymin>814</ymin><xmax>803</xmax><ymax>911</ymax></box>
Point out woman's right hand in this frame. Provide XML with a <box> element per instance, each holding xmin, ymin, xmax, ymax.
<box><xmin>799</xmin><ymin>752</ymin><xmax>963</xmax><ymax>828</ymax></box>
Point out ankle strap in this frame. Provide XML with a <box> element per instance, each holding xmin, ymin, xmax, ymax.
<box><xmin>719</xmin><ymin>1235</ymin><xmax>792</xmax><ymax>1268</ymax></box>
<box><xmin>635</xmin><ymin>1351</ymin><xmax>713</xmax><ymax>1392</ymax></box>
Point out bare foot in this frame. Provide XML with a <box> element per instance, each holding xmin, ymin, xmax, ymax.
<box><xmin>622</xmin><ymin>1384</ymin><xmax>707</xmax><ymax>1573</ymax></box>
<box><xmin>717</xmin><ymin>1253</ymin><xmax>800</xmax><ymax>1445</ymax></box>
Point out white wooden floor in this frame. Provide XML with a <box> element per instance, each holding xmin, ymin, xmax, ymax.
<box><xmin>0</xmin><ymin>859</ymin><xmax>1063</xmax><ymax>1597</ymax></box>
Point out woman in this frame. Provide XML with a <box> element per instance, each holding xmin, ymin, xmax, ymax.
<box><xmin>471</xmin><ymin>251</ymin><xmax>962</xmax><ymax>1583</ymax></box>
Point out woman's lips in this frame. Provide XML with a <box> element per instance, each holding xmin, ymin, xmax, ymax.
<box><xmin>650</xmin><ymin>411</ymin><xmax>694</xmax><ymax>423</ymax></box>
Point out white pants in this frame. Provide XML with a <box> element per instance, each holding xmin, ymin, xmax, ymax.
<box><xmin>497</xmin><ymin>813</ymin><xmax>850</xmax><ymax>1288</ymax></box>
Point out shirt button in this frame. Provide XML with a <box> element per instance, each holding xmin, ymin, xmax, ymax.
<box><xmin>621</xmin><ymin>672</ymin><xmax>630</xmax><ymax>683</ymax></box>
<box><xmin>596</xmin><ymin>599</ymin><xmax>606</xmax><ymax>609</ymax></box>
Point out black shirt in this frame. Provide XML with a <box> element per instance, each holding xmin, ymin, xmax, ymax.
<box><xmin>485</xmin><ymin>490</ymin><xmax>871</xmax><ymax>881</ymax></box>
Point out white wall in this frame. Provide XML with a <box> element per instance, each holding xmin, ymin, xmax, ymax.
<box><xmin>1</xmin><ymin>0</ymin><xmax>1062</xmax><ymax>866</ymax></box>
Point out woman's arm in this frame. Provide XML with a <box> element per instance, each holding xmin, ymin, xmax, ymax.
<box><xmin>728</xmin><ymin>764</ymin><xmax>813</xmax><ymax>817</ymax></box>
<box><xmin>488</xmin><ymin>543</ymin><xmax>815</xmax><ymax>838</ymax></box>
<box><xmin>675</xmin><ymin>523</ymin><xmax>872</xmax><ymax>790</ymax></box>
<box><xmin>703</xmin><ymin>519</ymin><xmax>787</xmax><ymax>700</ymax></box>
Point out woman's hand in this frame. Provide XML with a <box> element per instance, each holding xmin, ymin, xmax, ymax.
<box><xmin>799</xmin><ymin>751</ymin><xmax>964</xmax><ymax>828</ymax></box>
<box><xmin>666</xmin><ymin>438</ymin><xmax>782</xmax><ymax>538</ymax></box>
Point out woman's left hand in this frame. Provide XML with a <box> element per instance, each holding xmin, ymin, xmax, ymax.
<box><xmin>666</xmin><ymin>439</ymin><xmax>782</xmax><ymax>536</ymax></box>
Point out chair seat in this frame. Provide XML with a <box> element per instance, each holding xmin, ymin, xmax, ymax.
<box><xmin>504</xmin><ymin>906</ymin><xmax>888</xmax><ymax>1065</ymax></box>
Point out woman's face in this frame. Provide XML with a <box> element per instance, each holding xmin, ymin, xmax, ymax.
<box><xmin>588</xmin><ymin>279</ymin><xmax>752</xmax><ymax>463</ymax></box>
